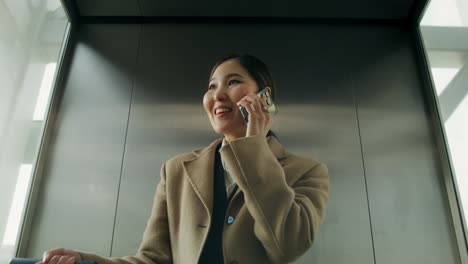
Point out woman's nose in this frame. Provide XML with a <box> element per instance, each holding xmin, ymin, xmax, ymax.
<box><xmin>213</xmin><ymin>87</ymin><xmax>227</xmax><ymax>100</ymax></box>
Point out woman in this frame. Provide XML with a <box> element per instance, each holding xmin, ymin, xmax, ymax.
<box><xmin>38</xmin><ymin>54</ymin><xmax>329</xmax><ymax>264</ymax></box>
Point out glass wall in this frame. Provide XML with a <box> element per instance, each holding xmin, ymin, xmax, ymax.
<box><xmin>420</xmin><ymin>0</ymin><xmax>468</xmax><ymax>240</ymax></box>
<box><xmin>0</xmin><ymin>0</ymin><xmax>69</xmax><ymax>262</ymax></box>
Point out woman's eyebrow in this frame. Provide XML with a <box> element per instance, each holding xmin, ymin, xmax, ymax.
<box><xmin>225</xmin><ymin>73</ymin><xmax>244</xmax><ymax>79</ymax></box>
<box><xmin>209</xmin><ymin>73</ymin><xmax>244</xmax><ymax>83</ymax></box>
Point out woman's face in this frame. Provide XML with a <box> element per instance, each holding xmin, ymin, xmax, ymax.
<box><xmin>203</xmin><ymin>59</ymin><xmax>259</xmax><ymax>140</ymax></box>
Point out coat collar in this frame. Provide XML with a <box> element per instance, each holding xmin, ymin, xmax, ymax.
<box><xmin>182</xmin><ymin>136</ymin><xmax>287</xmax><ymax>216</ymax></box>
<box><xmin>190</xmin><ymin>136</ymin><xmax>287</xmax><ymax>160</ymax></box>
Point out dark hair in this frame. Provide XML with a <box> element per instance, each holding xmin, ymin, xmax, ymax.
<box><xmin>210</xmin><ymin>54</ymin><xmax>278</xmax><ymax>139</ymax></box>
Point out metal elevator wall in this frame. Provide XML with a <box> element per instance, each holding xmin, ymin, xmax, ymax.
<box><xmin>25</xmin><ymin>24</ymin><xmax>460</xmax><ymax>264</ymax></box>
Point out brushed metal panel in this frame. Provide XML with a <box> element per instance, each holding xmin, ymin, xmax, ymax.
<box><xmin>76</xmin><ymin>0</ymin><xmax>140</xmax><ymax>16</ymax></box>
<box><xmin>353</xmin><ymin>27</ymin><xmax>460</xmax><ymax>264</ymax></box>
<box><xmin>25</xmin><ymin>24</ymin><xmax>139</xmax><ymax>258</ymax></box>
<box><xmin>111</xmin><ymin>24</ymin><xmax>374</xmax><ymax>264</ymax></box>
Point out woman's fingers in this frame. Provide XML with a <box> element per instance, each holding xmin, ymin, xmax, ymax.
<box><xmin>238</xmin><ymin>94</ymin><xmax>272</xmax><ymax>137</ymax></box>
<box><xmin>48</xmin><ymin>255</ymin><xmax>65</xmax><ymax>264</ymax></box>
<box><xmin>43</xmin><ymin>248</ymin><xmax>65</xmax><ymax>263</ymax></box>
<box><xmin>240</xmin><ymin>95</ymin><xmax>265</xmax><ymax>115</ymax></box>
<box><xmin>50</xmin><ymin>255</ymin><xmax>74</xmax><ymax>264</ymax></box>
<box><xmin>242</xmin><ymin>98</ymin><xmax>258</xmax><ymax>115</ymax></box>
<box><xmin>66</xmin><ymin>256</ymin><xmax>76</xmax><ymax>264</ymax></box>
<box><xmin>251</xmin><ymin>95</ymin><xmax>272</xmax><ymax>133</ymax></box>
<box><xmin>39</xmin><ymin>248</ymin><xmax>80</xmax><ymax>264</ymax></box>
<box><xmin>253</xmin><ymin>95</ymin><xmax>265</xmax><ymax>114</ymax></box>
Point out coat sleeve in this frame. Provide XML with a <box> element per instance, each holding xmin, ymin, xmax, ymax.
<box><xmin>220</xmin><ymin>135</ymin><xmax>329</xmax><ymax>263</ymax></box>
<box><xmin>79</xmin><ymin>162</ymin><xmax>172</xmax><ymax>264</ymax></box>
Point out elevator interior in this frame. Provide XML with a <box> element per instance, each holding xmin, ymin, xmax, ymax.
<box><xmin>16</xmin><ymin>0</ymin><xmax>468</xmax><ymax>263</ymax></box>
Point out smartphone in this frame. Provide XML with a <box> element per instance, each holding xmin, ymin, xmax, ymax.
<box><xmin>239</xmin><ymin>88</ymin><xmax>277</xmax><ymax>123</ymax></box>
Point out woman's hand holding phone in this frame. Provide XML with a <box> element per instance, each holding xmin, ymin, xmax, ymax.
<box><xmin>237</xmin><ymin>92</ymin><xmax>272</xmax><ymax>138</ymax></box>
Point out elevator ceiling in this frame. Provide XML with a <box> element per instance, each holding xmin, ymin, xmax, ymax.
<box><xmin>74</xmin><ymin>0</ymin><xmax>418</xmax><ymax>20</ymax></box>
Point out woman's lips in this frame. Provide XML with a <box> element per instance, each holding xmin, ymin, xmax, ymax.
<box><xmin>214</xmin><ymin>108</ymin><xmax>233</xmax><ymax>118</ymax></box>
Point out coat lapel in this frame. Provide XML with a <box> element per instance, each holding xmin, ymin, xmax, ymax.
<box><xmin>182</xmin><ymin>138</ymin><xmax>223</xmax><ymax>216</ymax></box>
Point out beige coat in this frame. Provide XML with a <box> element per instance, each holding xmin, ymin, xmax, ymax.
<box><xmin>81</xmin><ymin>134</ymin><xmax>329</xmax><ymax>264</ymax></box>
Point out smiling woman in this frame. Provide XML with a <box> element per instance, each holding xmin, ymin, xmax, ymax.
<box><xmin>39</xmin><ymin>54</ymin><xmax>329</xmax><ymax>264</ymax></box>
<box><xmin>205</xmin><ymin>54</ymin><xmax>278</xmax><ymax>141</ymax></box>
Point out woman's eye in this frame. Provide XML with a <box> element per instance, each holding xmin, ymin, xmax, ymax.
<box><xmin>228</xmin><ymin>79</ymin><xmax>240</xmax><ymax>85</ymax></box>
<box><xmin>208</xmin><ymin>84</ymin><xmax>216</xmax><ymax>90</ymax></box>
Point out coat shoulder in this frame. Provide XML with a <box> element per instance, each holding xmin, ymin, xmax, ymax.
<box><xmin>283</xmin><ymin>152</ymin><xmax>323</xmax><ymax>170</ymax></box>
<box><xmin>282</xmin><ymin>152</ymin><xmax>328</xmax><ymax>184</ymax></box>
<box><xmin>165</xmin><ymin>151</ymin><xmax>196</xmax><ymax>171</ymax></box>
<box><xmin>163</xmin><ymin>141</ymin><xmax>218</xmax><ymax>175</ymax></box>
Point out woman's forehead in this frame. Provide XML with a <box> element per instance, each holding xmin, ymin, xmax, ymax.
<box><xmin>210</xmin><ymin>59</ymin><xmax>248</xmax><ymax>80</ymax></box>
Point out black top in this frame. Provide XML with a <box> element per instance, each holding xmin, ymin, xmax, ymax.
<box><xmin>198</xmin><ymin>143</ymin><xmax>238</xmax><ymax>264</ymax></box>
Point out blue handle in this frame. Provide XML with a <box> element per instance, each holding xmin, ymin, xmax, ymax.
<box><xmin>10</xmin><ymin>259</ymin><xmax>96</xmax><ymax>264</ymax></box>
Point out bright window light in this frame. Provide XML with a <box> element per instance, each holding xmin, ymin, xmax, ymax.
<box><xmin>420</xmin><ymin>0</ymin><xmax>463</xmax><ymax>26</ymax></box>
<box><xmin>421</xmin><ymin>0</ymin><xmax>468</xmax><ymax>242</ymax></box>
<box><xmin>2</xmin><ymin>164</ymin><xmax>33</xmax><ymax>246</ymax></box>
<box><xmin>33</xmin><ymin>63</ymin><xmax>56</xmax><ymax>121</ymax></box>
<box><xmin>446</xmin><ymin>93</ymin><xmax>468</xmax><ymax>221</ymax></box>
<box><xmin>430</xmin><ymin>67</ymin><xmax>462</xmax><ymax>96</ymax></box>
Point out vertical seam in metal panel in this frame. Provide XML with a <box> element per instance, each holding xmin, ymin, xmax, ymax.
<box><xmin>136</xmin><ymin>0</ymin><xmax>143</xmax><ymax>16</ymax></box>
<box><xmin>351</xmin><ymin>75</ymin><xmax>377</xmax><ymax>264</ymax></box>
<box><xmin>109</xmin><ymin>24</ymin><xmax>142</xmax><ymax>257</ymax></box>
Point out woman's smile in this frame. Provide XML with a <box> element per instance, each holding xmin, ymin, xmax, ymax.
<box><xmin>214</xmin><ymin>106</ymin><xmax>233</xmax><ymax>116</ymax></box>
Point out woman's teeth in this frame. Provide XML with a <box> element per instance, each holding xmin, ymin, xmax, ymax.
<box><xmin>216</xmin><ymin>108</ymin><xmax>232</xmax><ymax>114</ymax></box>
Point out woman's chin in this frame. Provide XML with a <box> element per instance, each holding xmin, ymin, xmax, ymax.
<box><xmin>210</xmin><ymin>121</ymin><xmax>246</xmax><ymax>137</ymax></box>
